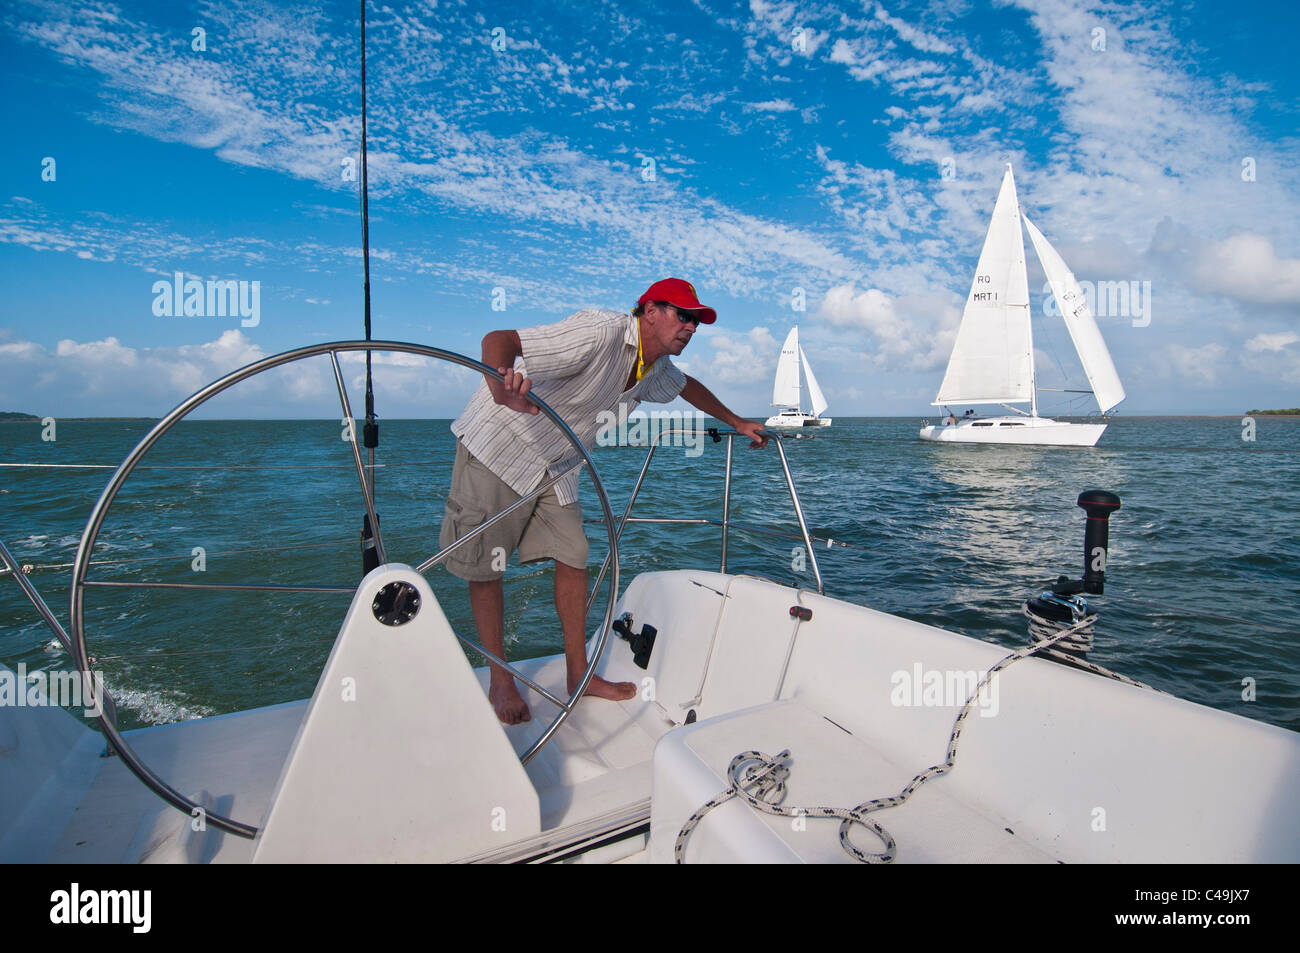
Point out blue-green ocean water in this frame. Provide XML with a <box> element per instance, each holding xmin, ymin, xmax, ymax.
<box><xmin>2</xmin><ymin>416</ymin><xmax>1297</xmax><ymax>733</ymax></box>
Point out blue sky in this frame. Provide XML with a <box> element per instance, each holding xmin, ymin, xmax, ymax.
<box><xmin>1</xmin><ymin>0</ymin><xmax>1297</xmax><ymax>418</ymax></box>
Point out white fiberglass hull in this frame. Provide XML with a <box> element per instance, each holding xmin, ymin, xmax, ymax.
<box><xmin>765</xmin><ymin>412</ymin><xmax>831</xmax><ymax>429</ymax></box>
<box><xmin>5</xmin><ymin>568</ymin><xmax>1300</xmax><ymax>864</ymax></box>
<box><xmin>919</xmin><ymin>415</ymin><xmax>1106</xmax><ymax>447</ymax></box>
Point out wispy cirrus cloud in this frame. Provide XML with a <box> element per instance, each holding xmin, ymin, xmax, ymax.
<box><xmin>7</xmin><ymin>0</ymin><xmax>873</xmax><ymax>308</ymax></box>
<box><xmin>3</xmin><ymin>0</ymin><xmax>1298</xmax><ymax>414</ymax></box>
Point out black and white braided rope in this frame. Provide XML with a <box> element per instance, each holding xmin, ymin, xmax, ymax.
<box><xmin>676</xmin><ymin>614</ymin><xmax>1115</xmax><ymax>864</ymax></box>
<box><xmin>1025</xmin><ymin>604</ymin><xmax>1096</xmax><ymax>654</ymax></box>
<box><xmin>1023</xmin><ymin>604</ymin><xmax>1162</xmax><ymax>693</ymax></box>
<box><xmin>673</xmin><ymin>748</ymin><xmax>900</xmax><ymax>864</ymax></box>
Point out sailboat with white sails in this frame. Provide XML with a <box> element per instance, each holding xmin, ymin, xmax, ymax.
<box><xmin>920</xmin><ymin>165</ymin><xmax>1125</xmax><ymax>446</ymax></box>
<box><xmin>765</xmin><ymin>326</ymin><xmax>832</xmax><ymax>429</ymax></box>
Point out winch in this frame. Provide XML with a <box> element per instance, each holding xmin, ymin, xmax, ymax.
<box><xmin>1024</xmin><ymin>490</ymin><xmax>1121</xmax><ymax>659</ymax></box>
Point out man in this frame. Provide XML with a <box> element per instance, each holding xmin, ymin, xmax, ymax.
<box><xmin>441</xmin><ymin>277</ymin><xmax>768</xmax><ymax>724</ymax></box>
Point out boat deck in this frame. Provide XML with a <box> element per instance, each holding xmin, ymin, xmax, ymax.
<box><xmin>653</xmin><ymin>699</ymin><xmax>1055</xmax><ymax>863</ymax></box>
<box><xmin>23</xmin><ymin>653</ymin><xmax>668</xmax><ymax>864</ymax></box>
<box><xmin>42</xmin><ymin>701</ymin><xmax>304</xmax><ymax>863</ymax></box>
<box><xmin>6</xmin><ymin>569</ymin><xmax>1300</xmax><ymax>864</ymax></box>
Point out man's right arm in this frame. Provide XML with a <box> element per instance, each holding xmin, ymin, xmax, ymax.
<box><xmin>482</xmin><ymin>330</ymin><xmax>539</xmax><ymax>415</ymax></box>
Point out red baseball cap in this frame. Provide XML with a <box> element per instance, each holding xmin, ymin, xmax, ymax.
<box><xmin>637</xmin><ymin>277</ymin><xmax>717</xmax><ymax>324</ymax></box>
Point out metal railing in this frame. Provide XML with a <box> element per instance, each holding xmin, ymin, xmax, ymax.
<box><xmin>585</xmin><ymin>427</ymin><xmax>824</xmax><ymax>609</ymax></box>
<box><xmin>0</xmin><ymin>538</ymin><xmax>119</xmax><ymax>730</ymax></box>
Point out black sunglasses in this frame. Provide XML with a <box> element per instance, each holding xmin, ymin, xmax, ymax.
<box><xmin>672</xmin><ymin>306</ymin><xmax>701</xmax><ymax>327</ymax></box>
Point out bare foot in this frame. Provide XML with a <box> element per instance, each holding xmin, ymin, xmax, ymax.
<box><xmin>570</xmin><ymin>674</ymin><xmax>637</xmax><ymax>703</ymax></box>
<box><xmin>489</xmin><ymin>678</ymin><xmax>532</xmax><ymax>725</ymax></box>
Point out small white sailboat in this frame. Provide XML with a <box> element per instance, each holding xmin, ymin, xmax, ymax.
<box><xmin>765</xmin><ymin>327</ymin><xmax>831</xmax><ymax>429</ymax></box>
<box><xmin>920</xmin><ymin>165</ymin><xmax>1125</xmax><ymax>447</ymax></box>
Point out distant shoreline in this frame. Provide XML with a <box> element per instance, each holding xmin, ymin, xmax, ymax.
<box><xmin>0</xmin><ymin>415</ymin><xmax>157</xmax><ymax>421</ymax></box>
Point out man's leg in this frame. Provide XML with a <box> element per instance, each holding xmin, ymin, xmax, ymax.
<box><xmin>442</xmin><ymin>441</ymin><xmax>535</xmax><ymax>726</ymax></box>
<box><xmin>554</xmin><ymin>560</ymin><xmax>636</xmax><ymax>702</ymax></box>
<box><xmin>469</xmin><ymin>578</ymin><xmax>532</xmax><ymax>724</ymax></box>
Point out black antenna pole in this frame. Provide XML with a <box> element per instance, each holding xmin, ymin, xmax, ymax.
<box><xmin>360</xmin><ymin>0</ymin><xmax>373</xmax><ymax>358</ymax></box>
<box><xmin>359</xmin><ymin>0</ymin><xmax>381</xmax><ymax>574</ymax></box>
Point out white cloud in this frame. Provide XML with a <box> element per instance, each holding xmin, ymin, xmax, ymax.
<box><xmin>873</xmin><ymin>4</ymin><xmax>956</xmax><ymax>55</ymax></box>
<box><xmin>821</xmin><ymin>286</ymin><xmax>902</xmax><ymax>333</ymax></box>
<box><xmin>816</xmin><ymin>285</ymin><xmax>959</xmax><ymax>371</ymax></box>
<box><xmin>828</xmin><ymin>37</ymin><xmax>890</xmax><ymax>82</ymax></box>
<box><xmin>699</xmin><ymin>326</ymin><xmax>781</xmax><ymax>385</ymax></box>
<box><xmin>746</xmin><ymin>99</ymin><xmax>797</xmax><ymax>112</ymax></box>
<box><xmin>1246</xmin><ymin>331</ymin><xmax>1300</xmax><ymax>353</ymax></box>
<box><xmin>8</xmin><ymin>0</ymin><xmax>873</xmax><ymax>309</ymax></box>
<box><xmin>0</xmin><ymin>203</ymin><xmax>277</xmax><ymax>274</ymax></box>
<box><xmin>1241</xmin><ymin>332</ymin><xmax>1300</xmax><ymax>385</ymax></box>
<box><xmin>1158</xmin><ymin>343</ymin><xmax>1228</xmax><ymax>387</ymax></box>
<box><xmin>747</xmin><ymin>0</ymin><xmax>829</xmax><ymax>62</ymax></box>
<box><xmin>1192</xmin><ymin>234</ymin><xmax>1300</xmax><ymax>306</ymax></box>
<box><xmin>0</xmin><ymin>330</ymin><xmax>479</xmax><ymax>418</ymax></box>
<box><xmin>0</xmin><ymin>330</ymin><xmax>264</xmax><ymax>413</ymax></box>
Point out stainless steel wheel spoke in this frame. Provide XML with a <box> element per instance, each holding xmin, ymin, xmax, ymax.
<box><xmin>83</xmin><ymin>580</ymin><xmax>355</xmax><ymax>593</ymax></box>
<box><xmin>448</xmin><ymin>631</ymin><xmax>570</xmax><ymax>712</ymax></box>
<box><xmin>414</xmin><ymin>460</ymin><xmax>586</xmax><ymax>575</ymax></box>
<box><xmin>329</xmin><ymin>349</ymin><xmax>386</xmax><ymax>566</ymax></box>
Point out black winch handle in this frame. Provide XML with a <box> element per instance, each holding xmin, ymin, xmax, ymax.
<box><xmin>1078</xmin><ymin>490</ymin><xmax>1121</xmax><ymax>595</ymax></box>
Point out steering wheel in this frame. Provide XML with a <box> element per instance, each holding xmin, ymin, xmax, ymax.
<box><xmin>68</xmin><ymin>340</ymin><xmax>621</xmax><ymax>839</ymax></box>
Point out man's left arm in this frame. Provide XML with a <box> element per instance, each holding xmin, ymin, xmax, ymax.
<box><xmin>680</xmin><ymin>375</ymin><xmax>768</xmax><ymax>448</ymax></box>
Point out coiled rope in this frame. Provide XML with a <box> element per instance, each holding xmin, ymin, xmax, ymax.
<box><xmin>1024</xmin><ymin>603</ymin><xmax>1095</xmax><ymax>654</ymax></box>
<box><xmin>675</xmin><ymin>613</ymin><xmax>1124</xmax><ymax>864</ymax></box>
<box><xmin>1023</xmin><ymin>602</ymin><xmax>1161</xmax><ymax>693</ymax></box>
<box><xmin>674</xmin><ymin>747</ymin><xmax>898</xmax><ymax>863</ymax></box>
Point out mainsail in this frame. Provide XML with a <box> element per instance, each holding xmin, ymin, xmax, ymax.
<box><xmin>1022</xmin><ymin>215</ymin><xmax>1126</xmax><ymax>414</ymax></box>
<box><xmin>933</xmin><ymin>165</ymin><xmax>1034</xmax><ymax>406</ymax></box>
<box><xmin>772</xmin><ymin>328</ymin><xmax>801</xmax><ymax>408</ymax></box>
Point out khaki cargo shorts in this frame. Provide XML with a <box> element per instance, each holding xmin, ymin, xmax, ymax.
<box><xmin>438</xmin><ymin>440</ymin><xmax>589</xmax><ymax>581</ymax></box>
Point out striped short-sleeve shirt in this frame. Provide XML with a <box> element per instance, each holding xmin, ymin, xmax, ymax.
<box><xmin>451</xmin><ymin>309</ymin><xmax>687</xmax><ymax>505</ymax></box>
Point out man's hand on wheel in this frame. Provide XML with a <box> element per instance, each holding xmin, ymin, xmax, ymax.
<box><xmin>491</xmin><ymin>367</ymin><xmax>539</xmax><ymax>415</ymax></box>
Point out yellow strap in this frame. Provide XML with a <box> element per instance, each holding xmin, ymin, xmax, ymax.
<box><xmin>636</xmin><ymin>318</ymin><xmax>647</xmax><ymax>381</ymax></box>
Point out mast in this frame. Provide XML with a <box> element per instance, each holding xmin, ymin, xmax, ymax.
<box><xmin>1028</xmin><ymin>312</ymin><xmax>1038</xmax><ymax>418</ymax></box>
<box><xmin>1011</xmin><ymin>164</ymin><xmax>1037</xmax><ymax>419</ymax></box>
<box><xmin>790</xmin><ymin>345</ymin><xmax>800</xmax><ymax>413</ymax></box>
<box><xmin>795</xmin><ymin>334</ymin><xmax>805</xmax><ymax>414</ymax></box>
